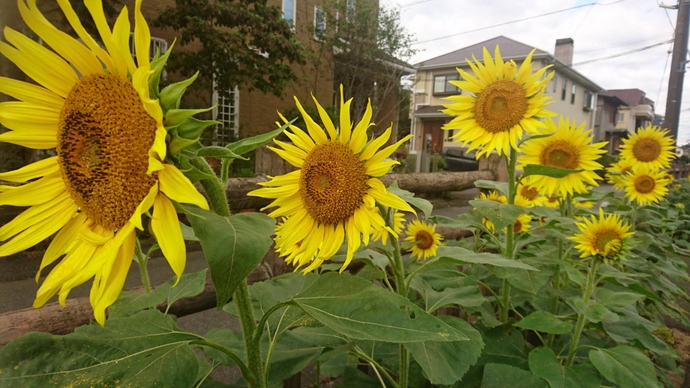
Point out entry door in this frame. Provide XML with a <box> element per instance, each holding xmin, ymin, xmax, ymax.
<box><xmin>422</xmin><ymin>120</ymin><xmax>445</xmax><ymax>153</ymax></box>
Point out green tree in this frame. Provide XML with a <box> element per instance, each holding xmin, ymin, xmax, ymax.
<box><xmin>300</xmin><ymin>0</ymin><xmax>416</xmax><ymax>133</ymax></box>
<box><xmin>153</xmin><ymin>0</ymin><xmax>305</xmax><ymax>98</ymax></box>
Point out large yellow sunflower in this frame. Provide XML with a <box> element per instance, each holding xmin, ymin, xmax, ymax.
<box><xmin>619</xmin><ymin>125</ymin><xmax>675</xmax><ymax>170</ymax></box>
<box><xmin>404</xmin><ymin>219</ymin><xmax>443</xmax><ymax>261</ymax></box>
<box><xmin>517</xmin><ymin>176</ymin><xmax>546</xmax><ymax>207</ymax></box>
<box><xmin>622</xmin><ymin>164</ymin><xmax>670</xmax><ymax>205</ymax></box>
<box><xmin>0</xmin><ymin>0</ymin><xmax>208</xmax><ymax>324</ymax></box>
<box><xmin>442</xmin><ymin>45</ymin><xmax>555</xmax><ymax>157</ymax></box>
<box><xmin>249</xmin><ymin>87</ymin><xmax>414</xmax><ymax>272</ymax></box>
<box><xmin>518</xmin><ymin>117</ymin><xmax>607</xmax><ymax>196</ymax></box>
<box><xmin>568</xmin><ymin>208</ymin><xmax>633</xmax><ymax>262</ymax></box>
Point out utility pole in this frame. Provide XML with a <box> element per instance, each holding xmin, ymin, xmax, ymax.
<box><xmin>662</xmin><ymin>0</ymin><xmax>690</xmax><ymax>144</ymax></box>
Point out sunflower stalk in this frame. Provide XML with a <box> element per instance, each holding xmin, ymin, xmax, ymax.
<box><xmin>192</xmin><ymin>156</ymin><xmax>265</xmax><ymax>388</ymax></box>
<box><xmin>565</xmin><ymin>259</ymin><xmax>600</xmax><ymax>367</ymax></box>
<box><xmin>500</xmin><ymin>147</ymin><xmax>518</xmax><ymax>323</ymax></box>
<box><xmin>134</xmin><ymin>238</ymin><xmax>152</xmax><ymax>294</ymax></box>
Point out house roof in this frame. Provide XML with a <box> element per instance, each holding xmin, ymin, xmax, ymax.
<box><xmin>414</xmin><ymin>36</ymin><xmax>550</xmax><ymax>68</ymax></box>
<box><xmin>605</xmin><ymin>89</ymin><xmax>649</xmax><ymax>106</ymax></box>
<box><xmin>598</xmin><ymin>93</ymin><xmax>628</xmax><ymax>107</ymax></box>
<box><xmin>412</xmin><ymin>105</ymin><xmax>449</xmax><ymax>117</ymax></box>
<box><xmin>414</xmin><ymin>35</ymin><xmax>604</xmax><ymax>92</ymax></box>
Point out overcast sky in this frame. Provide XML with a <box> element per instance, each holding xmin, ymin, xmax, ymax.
<box><xmin>381</xmin><ymin>0</ymin><xmax>690</xmax><ymax>145</ymax></box>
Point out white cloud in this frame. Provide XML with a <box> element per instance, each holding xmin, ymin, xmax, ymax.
<box><xmin>383</xmin><ymin>0</ymin><xmax>690</xmax><ymax>144</ymax></box>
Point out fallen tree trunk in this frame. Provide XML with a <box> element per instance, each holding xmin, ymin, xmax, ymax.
<box><xmin>226</xmin><ymin>170</ymin><xmax>495</xmax><ymax>211</ymax></box>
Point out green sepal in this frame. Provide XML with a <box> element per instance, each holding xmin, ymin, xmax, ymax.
<box><xmin>149</xmin><ymin>39</ymin><xmax>175</xmax><ymax>97</ymax></box>
<box><xmin>168</xmin><ymin>117</ymin><xmax>219</xmax><ymax>155</ymax></box>
<box><xmin>522</xmin><ymin>164</ymin><xmax>584</xmax><ymax>179</ymax></box>
<box><xmin>225</xmin><ymin>124</ymin><xmax>288</xmax><ymax>156</ymax></box>
<box><xmin>159</xmin><ymin>72</ymin><xmax>199</xmax><ymax>112</ymax></box>
<box><xmin>165</xmin><ymin>107</ymin><xmax>214</xmax><ymax>127</ymax></box>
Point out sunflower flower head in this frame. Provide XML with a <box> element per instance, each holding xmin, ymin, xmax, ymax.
<box><xmin>441</xmin><ymin>45</ymin><xmax>555</xmax><ymax>157</ymax></box>
<box><xmin>518</xmin><ymin>116</ymin><xmax>607</xmax><ymax>197</ymax></box>
<box><xmin>249</xmin><ymin>86</ymin><xmax>414</xmax><ymax>272</ymax></box>
<box><xmin>622</xmin><ymin>164</ymin><xmax>670</xmax><ymax>205</ymax></box>
<box><xmin>404</xmin><ymin>219</ymin><xmax>443</xmax><ymax>260</ymax></box>
<box><xmin>0</xmin><ymin>0</ymin><xmax>209</xmax><ymax>325</ymax></box>
<box><xmin>619</xmin><ymin>125</ymin><xmax>675</xmax><ymax>170</ymax></box>
<box><xmin>512</xmin><ymin>213</ymin><xmax>533</xmax><ymax>234</ymax></box>
<box><xmin>516</xmin><ymin>176</ymin><xmax>546</xmax><ymax>207</ymax></box>
<box><xmin>475</xmin><ymin>190</ymin><xmax>507</xmax><ymax>233</ymax></box>
<box><xmin>568</xmin><ymin>208</ymin><xmax>634</xmax><ymax>263</ymax></box>
<box><xmin>606</xmin><ymin>159</ymin><xmax>635</xmax><ymax>191</ymax></box>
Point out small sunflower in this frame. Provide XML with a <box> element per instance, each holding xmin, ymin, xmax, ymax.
<box><xmin>404</xmin><ymin>219</ymin><xmax>443</xmax><ymax>260</ymax></box>
<box><xmin>606</xmin><ymin>159</ymin><xmax>635</xmax><ymax>191</ymax></box>
<box><xmin>0</xmin><ymin>0</ymin><xmax>208</xmax><ymax>324</ymax></box>
<box><xmin>543</xmin><ymin>195</ymin><xmax>561</xmax><ymax>209</ymax></box>
<box><xmin>475</xmin><ymin>190</ymin><xmax>507</xmax><ymax>233</ymax></box>
<box><xmin>442</xmin><ymin>45</ymin><xmax>555</xmax><ymax>157</ymax></box>
<box><xmin>249</xmin><ymin>87</ymin><xmax>414</xmax><ymax>272</ymax></box>
<box><xmin>517</xmin><ymin>176</ymin><xmax>546</xmax><ymax>207</ymax></box>
<box><xmin>372</xmin><ymin>209</ymin><xmax>406</xmax><ymax>246</ymax></box>
<box><xmin>518</xmin><ymin>117</ymin><xmax>606</xmax><ymax>196</ymax></box>
<box><xmin>568</xmin><ymin>208</ymin><xmax>633</xmax><ymax>262</ymax></box>
<box><xmin>512</xmin><ymin>213</ymin><xmax>533</xmax><ymax>234</ymax></box>
<box><xmin>622</xmin><ymin>164</ymin><xmax>670</xmax><ymax>205</ymax></box>
<box><xmin>619</xmin><ymin>125</ymin><xmax>675</xmax><ymax>170</ymax></box>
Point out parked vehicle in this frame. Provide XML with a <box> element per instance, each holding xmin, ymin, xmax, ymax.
<box><xmin>441</xmin><ymin>147</ymin><xmax>479</xmax><ymax>172</ymax></box>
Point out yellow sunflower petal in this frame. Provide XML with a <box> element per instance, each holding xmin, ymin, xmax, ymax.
<box><xmin>91</xmin><ymin>229</ymin><xmax>136</xmax><ymax>325</ymax></box>
<box><xmin>158</xmin><ymin>164</ymin><xmax>210</xmax><ymax>210</ymax></box>
<box><xmin>151</xmin><ymin>194</ymin><xmax>186</xmax><ymax>284</ymax></box>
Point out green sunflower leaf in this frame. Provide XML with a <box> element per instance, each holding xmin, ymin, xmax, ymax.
<box><xmin>469</xmin><ymin>200</ymin><xmax>527</xmax><ymax>232</ymax></box>
<box><xmin>481</xmin><ymin>363</ymin><xmax>548</xmax><ymax>388</ymax></box>
<box><xmin>159</xmin><ymin>72</ymin><xmax>199</xmax><ymax>112</ymax></box>
<box><xmin>588</xmin><ymin>346</ymin><xmax>662</xmax><ymax>388</ymax></box>
<box><xmin>177</xmin><ymin>156</ymin><xmax>217</xmax><ymax>183</ymax></box>
<box><xmin>387</xmin><ymin>180</ymin><xmax>433</xmax><ymax>217</ymax></box>
<box><xmin>226</xmin><ymin>125</ymin><xmax>288</xmax><ymax>156</ymax></box>
<box><xmin>434</xmin><ymin>246</ymin><xmax>538</xmax><ymax>270</ymax></box>
<box><xmin>405</xmin><ymin>315</ymin><xmax>484</xmax><ymax>385</ymax></box>
<box><xmin>169</xmin><ymin>118</ymin><xmax>220</xmax><ymax>156</ymax></box>
<box><xmin>513</xmin><ymin>311</ymin><xmax>573</xmax><ymax>334</ymax></box>
<box><xmin>522</xmin><ymin>164</ymin><xmax>584</xmax><ymax>179</ymax></box>
<box><xmin>185</xmin><ymin>207</ymin><xmax>275</xmax><ymax>307</ymax></box>
<box><xmin>0</xmin><ymin>310</ymin><xmax>200</xmax><ymax>387</ymax></box>
<box><xmin>196</xmin><ymin>146</ymin><xmax>247</xmax><ymax>160</ymax></box>
<box><xmin>289</xmin><ymin>272</ymin><xmax>469</xmax><ymax>343</ymax></box>
<box><xmin>529</xmin><ymin>347</ymin><xmax>602</xmax><ymax>388</ymax></box>
<box><xmin>475</xmin><ymin>179</ymin><xmax>509</xmax><ymax>196</ymax></box>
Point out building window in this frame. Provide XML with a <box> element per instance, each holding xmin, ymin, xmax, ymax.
<box><xmin>283</xmin><ymin>0</ymin><xmax>295</xmax><ymax>28</ymax></box>
<box><xmin>583</xmin><ymin>90</ymin><xmax>594</xmax><ymax>111</ymax></box>
<box><xmin>346</xmin><ymin>0</ymin><xmax>356</xmax><ymax>22</ymax></box>
<box><xmin>212</xmin><ymin>86</ymin><xmax>240</xmax><ymax>144</ymax></box>
<box><xmin>552</xmin><ymin>75</ymin><xmax>558</xmax><ymax>93</ymax></box>
<box><xmin>314</xmin><ymin>7</ymin><xmax>326</xmax><ymax>40</ymax></box>
<box><xmin>129</xmin><ymin>34</ymin><xmax>168</xmax><ymax>62</ymax></box>
<box><xmin>433</xmin><ymin>74</ymin><xmax>460</xmax><ymax>95</ymax></box>
<box><xmin>617</xmin><ymin>111</ymin><xmax>625</xmax><ymax>123</ymax></box>
<box><xmin>561</xmin><ymin>78</ymin><xmax>567</xmax><ymax>101</ymax></box>
<box><xmin>571</xmin><ymin>84</ymin><xmax>576</xmax><ymax>104</ymax></box>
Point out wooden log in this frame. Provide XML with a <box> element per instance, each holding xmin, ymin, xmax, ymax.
<box><xmin>226</xmin><ymin>170</ymin><xmax>495</xmax><ymax>211</ymax></box>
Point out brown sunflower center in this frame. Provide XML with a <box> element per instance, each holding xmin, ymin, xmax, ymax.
<box><xmin>57</xmin><ymin>73</ymin><xmax>157</xmax><ymax>231</ymax></box>
<box><xmin>415</xmin><ymin>230</ymin><xmax>434</xmax><ymax>250</ymax></box>
<box><xmin>520</xmin><ymin>185</ymin><xmax>539</xmax><ymax>200</ymax></box>
<box><xmin>513</xmin><ymin>220</ymin><xmax>523</xmax><ymax>233</ymax></box>
<box><xmin>632</xmin><ymin>138</ymin><xmax>661</xmax><ymax>162</ymax></box>
<box><xmin>300</xmin><ymin>142</ymin><xmax>369</xmax><ymax>225</ymax></box>
<box><xmin>473</xmin><ymin>80</ymin><xmax>528</xmax><ymax>134</ymax></box>
<box><xmin>634</xmin><ymin>175</ymin><xmax>656</xmax><ymax>194</ymax></box>
<box><xmin>540</xmin><ymin>141</ymin><xmax>579</xmax><ymax>169</ymax></box>
<box><xmin>594</xmin><ymin>230</ymin><xmax>621</xmax><ymax>255</ymax></box>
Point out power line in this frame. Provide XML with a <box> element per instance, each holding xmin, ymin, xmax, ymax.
<box><xmin>657</xmin><ymin>50</ymin><xmax>672</xmax><ymax>105</ymax></box>
<box><xmin>577</xmin><ymin>33</ymin><xmax>672</xmax><ymax>53</ymax></box>
<box><xmin>573</xmin><ymin>39</ymin><xmax>673</xmax><ymax>65</ymax></box>
<box><xmin>413</xmin><ymin>1</ymin><xmax>622</xmax><ymax>45</ymax></box>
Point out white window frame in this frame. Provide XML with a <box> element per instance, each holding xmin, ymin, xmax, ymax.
<box><xmin>345</xmin><ymin>0</ymin><xmax>356</xmax><ymax>23</ymax></box>
<box><xmin>571</xmin><ymin>84</ymin><xmax>577</xmax><ymax>104</ymax></box>
<box><xmin>617</xmin><ymin>111</ymin><xmax>625</xmax><ymax>123</ymax></box>
<box><xmin>212</xmin><ymin>84</ymin><xmax>240</xmax><ymax>144</ymax></box>
<box><xmin>432</xmin><ymin>73</ymin><xmax>460</xmax><ymax>95</ymax></box>
<box><xmin>314</xmin><ymin>6</ymin><xmax>326</xmax><ymax>40</ymax></box>
<box><xmin>282</xmin><ymin>0</ymin><xmax>296</xmax><ymax>29</ymax></box>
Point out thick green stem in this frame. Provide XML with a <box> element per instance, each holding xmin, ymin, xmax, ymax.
<box><xmin>500</xmin><ymin>147</ymin><xmax>518</xmax><ymax>323</ymax></box>
<box><xmin>190</xmin><ymin>157</ymin><xmax>231</xmax><ymax>217</ymax></box>
<box><xmin>193</xmin><ymin>157</ymin><xmax>264</xmax><ymax>387</ymax></box>
<box><xmin>387</xmin><ymin>214</ymin><xmax>409</xmax><ymax>388</ymax></box>
<box><xmin>547</xmin><ymin>199</ymin><xmax>568</xmax><ymax>346</ymax></box>
<box><xmin>565</xmin><ymin>260</ymin><xmax>600</xmax><ymax>367</ymax></box>
<box><xmin>134</xmin><ymin>239</ymin><xmax>151</xmax><ymax>294</ymax></box>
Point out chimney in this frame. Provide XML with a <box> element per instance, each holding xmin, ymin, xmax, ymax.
<box><xmin>555</xmin><ymin>38</ymin><xmax>574</xmax><ymax>66</ymax></box>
